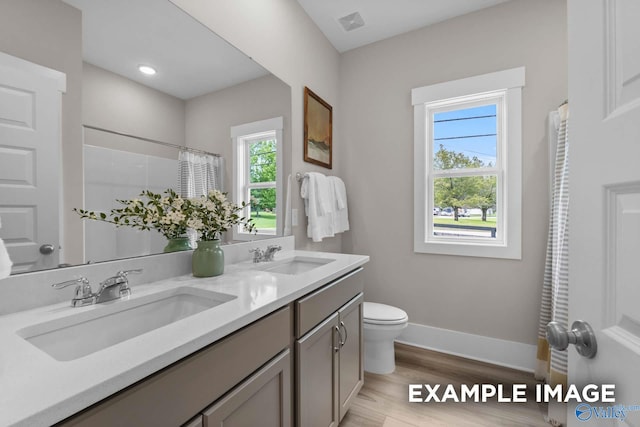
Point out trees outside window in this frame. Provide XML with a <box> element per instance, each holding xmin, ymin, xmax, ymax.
<box><xmin>412</xmin><ymin>67</ymin><xmax>523</xmax><ymax>259</ymax></box>
<box><xmin>231</xmin><ymin>117</ymin><xmax>283</xmax><ymax>240</ymax></box>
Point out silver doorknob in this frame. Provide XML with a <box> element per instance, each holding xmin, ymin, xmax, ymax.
<box><xmin>39</xmin><ymin>244</ymin><xmax>55</xmax><ymax>255</ymax></box>
<box><xmin>546</xmin><ymin>320</ymin><xmax>597</xmax><ymax>359</ymax></box>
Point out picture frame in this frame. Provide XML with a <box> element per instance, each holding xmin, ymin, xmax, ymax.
<box><xmin>303</xmin><ymin>87</ymin><xmax>332</xmax><ymax>169</ymax></box>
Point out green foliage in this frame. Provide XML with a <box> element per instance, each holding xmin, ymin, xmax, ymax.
<box><xmin>73</xmin><ymin>189</ymin><xmax>193</xmax><ymax>239</ymax></box>
<box><xmin>190</xmin><ymin>190</ymin><xmax>255</xmax><ymax>240</ymax></box>
<box><xmin>249</xmin><ymin>140</ymin><xmax>277</xmax><ymax>211</ymax></box>
<box><xmin>251</xmin><ymin>212</ymin><xmax>277</xmax><ymax>230</ymax></box>
<box><xmin>74</xmin><ymin>189</ymin><xmax>256</xmax><ymax>241</ymax></box>
<box><xmin>433</xmin><ymin>145</ymin><xmax>496</xmax><ymax>221</ymax></box>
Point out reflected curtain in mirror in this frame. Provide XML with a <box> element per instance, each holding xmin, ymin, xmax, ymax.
<box><xmin>178</xmin><ymin>150</ymin><xmax>224</xmax><ymax>246</ymax></box>
<box><xmin>178</xmin><ymin>150</ymin><xmax>224</xmax><ymax>198</ymax></box>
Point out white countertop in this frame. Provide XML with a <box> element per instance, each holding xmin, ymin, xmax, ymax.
<box><xmin>0</xmin><ymin>250</ymin><xmax>369</xmax><ymax>427</ymax></box>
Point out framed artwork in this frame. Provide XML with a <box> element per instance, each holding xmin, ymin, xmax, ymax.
<box><xmin>303</xmin><ymin>87</ymin><xmax>332</xmax><ymax>169</ymax></box>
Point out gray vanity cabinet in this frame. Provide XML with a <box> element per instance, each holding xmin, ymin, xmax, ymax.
<box><xmin>56</xmin><ymin>266</ymin><xmax>366</xmax><ymax>427</ymax></box>
<box><xmin>57</xmin><ymin>306</ymin><xmax>291</xmax><ymax>427</ymax></box>
<box><xmin>337</xmin><ymin>294</ymin><xmax>364</xmax><ymax>420</ymax></box>
<box><xmin>295</xmin><ymin>268</ymin><xmax>364</xmax><ymax>426</ymax></box>
<box><xmin>296</xmin><ymin>312</ymin><xmax>341</xmax><ymax>427</ymax></box>
<box><xmin>200</xmin><ymin>349</ymin><xmax>291</xmax><ymax>427</ymax></box>
<box><xmin>183</xmin><ymin>416</ymin><xmax>204</xmax><ymax>427</ymax></box>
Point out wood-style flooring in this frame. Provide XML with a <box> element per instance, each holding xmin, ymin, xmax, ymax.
<box><xmin>340</xmin><ymin>343</ymin><xmax>549</xmax><ymax>427</ymax></box>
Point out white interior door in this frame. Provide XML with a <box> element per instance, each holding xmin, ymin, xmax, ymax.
<box><xmin>0</xmin><ymin>51</ymin><xmax>66</xmax><ymax>273</ymax></box>
<box><xmin>568</xmin><ymin>1</ymin><xmax>640</xmax><ymax>425</ymax></box>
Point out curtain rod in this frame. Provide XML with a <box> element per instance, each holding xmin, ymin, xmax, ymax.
<box><xmin>83</xmin><ymin>124</ymin><xmax>221</xmax><ymax>157</ymax></box>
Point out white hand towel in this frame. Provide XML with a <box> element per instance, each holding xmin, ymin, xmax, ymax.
<box><xmin>0</xmin><ymin>217</ymin><xmax>12</xmax><ymax>279</ymax></box>
<box><xmin>328</xmin><ymin>176</ymin><xmax>350</xmax><ymax>233</ymax></box>
<box><xmin>284</xmin><ymin>174</ymin><xmax>292</xmax><ymax>236</ymax></box>
<box><xmin>331</xmin><ymin>176</ymin><xmax>347</xmax><ymax>210</ymax></box>
<box><xmin>300</xmin><ymin>173</ymin><xmax>335</xmax><ymax>242</ymax></box>
<box><xmin>309</xmin><ymin>172</ymin><xmax>333</xmax><ymax>216</ymax></box>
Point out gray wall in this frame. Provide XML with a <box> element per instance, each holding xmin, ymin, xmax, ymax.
<box><xmin>339</xmin><ymin>0</ymin><xmax>568</xmax><ymax>345</ymax></box>
<box><xmin>0</xmin><ymin>0</ymin><xmax>84</xmax><ymax>265</ymax></box>
<box><xmin>185</xmin><ymin>74</ymin><xmax>292</xmax><ymax>194</ymax></box>
<box><xmin>171</xmin><ymin>0</ymin><xmax>343</xmax><ymax>253</ymax></box>
<box><xmin>83</xmin><ymin>62</ymin><xmax>186</xmax><ymax>149</ymax></box>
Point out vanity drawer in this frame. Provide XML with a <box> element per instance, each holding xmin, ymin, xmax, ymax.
<box><xmin>59</xmin><ymin>305</ymin><xmax>291</xmax><ymax>427</ymax></box>
<box><xmin>295</xmin><ymin>267</ymin><xmax>363</xmax><ymax>339</ymax></box>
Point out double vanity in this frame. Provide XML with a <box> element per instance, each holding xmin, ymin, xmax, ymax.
<box><xmin>0</xmin><ymin>238</ymin><xmax>369</xmax><ymax>426</ymax></box>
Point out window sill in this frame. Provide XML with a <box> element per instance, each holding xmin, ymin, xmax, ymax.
<box><xmin>414</xmin><ymin>240</ymin><xmax>521</xmax><ymax>260</ymax></box>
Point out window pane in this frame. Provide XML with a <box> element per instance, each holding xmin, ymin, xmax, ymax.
<box><xmin>249</xmin><ymin>187</ymin><xmax>276</xmax><ymax>234</ymax></box>
<box><xmin>433</xmin><ymin>104</ymin><xmax>497</xmax><ymax>170</ymax></box>
<box><xmin>249</xmin><ymin>139</ymin><xmax>277</xmax><ymax>183</ymax></box>
<box><xmin>433</xmin><ymin>175</ymin><xmax>497</xmax><ymax>239</ymax></box>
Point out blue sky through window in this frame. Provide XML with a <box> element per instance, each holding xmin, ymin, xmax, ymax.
<box><xmin>433</xmin><ymin>104</ymin><xmax>497</xmax><ymax>166</ymax></box>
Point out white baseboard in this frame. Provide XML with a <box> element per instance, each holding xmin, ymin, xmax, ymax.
<box><xmin>396</xmin><ymin>323</ymin><xmax>537</xmax><ymax>373</ymax></box>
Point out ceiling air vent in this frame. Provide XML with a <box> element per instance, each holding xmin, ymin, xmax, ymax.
<box><xmin>338</xmin><ymin>12</ymin><xmax>365</xmax><ymax>32</ymax></box>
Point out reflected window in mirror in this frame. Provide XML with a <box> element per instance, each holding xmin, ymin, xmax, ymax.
<box><xmin>232</xmin><ymin>117</ymin><xmax>284</xmax><ymax>240</ymax></box>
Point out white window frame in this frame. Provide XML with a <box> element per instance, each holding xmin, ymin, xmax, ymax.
<box><xmin>231</xmin><ymin>117</ymin><xmax>283</xmax><ymax>241</ymax></box>
<box><xmin>412</xmin><ymin>67</ymin><xmax>524</xmax><ymax>259</ymax></box>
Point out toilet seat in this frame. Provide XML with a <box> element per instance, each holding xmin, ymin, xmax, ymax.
<box><xmin>363</xmin><ymin>302</ymin><xmax>408</xmax><ymax>326</ymax></box>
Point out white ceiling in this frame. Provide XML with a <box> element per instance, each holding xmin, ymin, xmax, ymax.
<box><xmin>62</xmin><ymin>0</ymin><xmax>268</xmax><ymax>100</ymax></box>
<box><xmin>296</xmin><ymin>0</ymin><xmax>511</xmax><ymax>53</ymax></box>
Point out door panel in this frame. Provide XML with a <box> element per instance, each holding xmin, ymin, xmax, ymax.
<box><xmin>202</xmin><ymin>350</ymin><xmax>291</xmax><ymax>427</ymax></box>
<box><xmin>338</xmin><ymin>293</ymin><xmax>364</xmax><ymax>421</ymax></box>
<box><xmin>568</xmin><ymin>0</ymin><xmax>640</xmax><ymax>425</ymax></box>
<box><xmin>605</xmin><ymin>0</ymin><xmax>640</xmax><ymax>113</ymax></box>
<box><xmin>296</xmin><ymin>312</ymin><xmax>339</xmax><ymax>427</ymax></box>
<box><xmin>0</xmin><ymin>52</ymin><xmax>65</xmax><ymax>273</ymax></box>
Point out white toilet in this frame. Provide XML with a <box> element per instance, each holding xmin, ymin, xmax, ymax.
<box><xmin>363</xmin><ymin>302</ymin><xmax>409</xmax><ymax>374</ymax></box>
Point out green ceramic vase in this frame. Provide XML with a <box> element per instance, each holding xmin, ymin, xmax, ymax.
<box><xmin>192</xmin><ymin>239</ymin><xmax>224</xmax><ymax>277</ymax></box>
<box><xmin>163</xmin><ymin>237</ymin><xmax>192</xmax><ymax>253</ymax></box>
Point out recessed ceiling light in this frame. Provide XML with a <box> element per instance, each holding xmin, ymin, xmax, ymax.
<box><xmin>338</xmin><ymin>12</ymin><xmax>365</xmax><ymax>32</ymax></box>
<box><xmin>138</xmin><ymin>65</ymin><xmax>157</xmax><ymax>76</ymax></box>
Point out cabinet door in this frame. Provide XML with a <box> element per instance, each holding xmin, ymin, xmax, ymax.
<box><xmin>202</xmin><ymin>349</ymin><xmax>291</xmax><ymax>427</ymax></box>
<box><xmin>182</xmin><ymin>416</ymin><xmax>203</xmax><ymax>427</ymax></box>
<box><xmin>338</xmin><ymin>293</ymin><xmax>364</xmax><ymax>421</ymax></box>
<box><xmin>296</xmin><ymin>312</ymin><xmax>340</xmax><ymax>427</ymax></box>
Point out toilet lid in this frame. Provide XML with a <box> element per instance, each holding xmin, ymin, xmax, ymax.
<box><xmin>363</xmin><ymin>302</ymin><xmax>408</xmax><ymax>325</ymax></box>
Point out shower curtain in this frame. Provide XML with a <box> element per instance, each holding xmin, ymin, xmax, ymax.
<box><xmin>178</xmin><ymin>150</ymin><xmax>224</xmax><ymax>198</ymax></box>
<box><xmin>178</xmin><ymin>150</ymin><xmax>224</xmax><ymax>245</ymax></box>
<box><xmin>535</xmin><ymin>103</ymin><xmax>569</xmax><ymax>427</ymax></box>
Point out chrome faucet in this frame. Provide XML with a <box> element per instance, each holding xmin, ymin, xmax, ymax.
<box><xmin>263</xmin><ymin>245</ymin><xmax>282</xmax><ymax>261</ymax></box>
<box><xmin>95</xmin><ymin>269</ymin><xmax>141</xmax><ymax>303</ymax></box>
<box><xmin>249</xmin><ymin>247</ymin><xmax>265</xmax><ymax>263</ymax></box>
<box><xmin>249</xmin><ymin>245</ymin><xmax>282</xmax><ymax>263</ymax></box>
<box><xmin>51</xmin><ymin>277</ymin><xmax>96</xmax><ymax>307</ymax></box>
<box><xmin>52</xmin><ymin>269</ymin><xmax>142</xmax><ymax>307</ymax></box>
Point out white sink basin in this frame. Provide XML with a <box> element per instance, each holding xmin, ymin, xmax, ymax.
<box><xmin>255</xmin><ymin>256</ymin><xmax>335</xmax><ymax>275</ymax></box>
<box><xmin>17</xmin><ymin>287</ymin><xmax>236</xmax><ymax>361</ymax></box>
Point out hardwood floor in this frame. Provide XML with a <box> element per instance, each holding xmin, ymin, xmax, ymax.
<box><xmin>340</xmin><ymin>343</ymin><xmax>550</xmax><ymax>427</ymax></box>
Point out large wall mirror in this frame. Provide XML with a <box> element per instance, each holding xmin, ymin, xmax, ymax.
<box><xmin>0</xmin><ymin>0</ymin><xmax>292</xmax><ymax>275</ymax></box>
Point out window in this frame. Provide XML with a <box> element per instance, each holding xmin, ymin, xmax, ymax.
<box><xmin>412</xmin><ymin>68</ymin><xmax>524</xmax><ymax>259</ymax></box>
<box><xmin>232</xmin><ymin>117</ymin><xmax>283</xmax><ymax>240</ymax></box>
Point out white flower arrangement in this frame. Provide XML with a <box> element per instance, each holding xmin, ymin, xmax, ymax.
<box><xmin>74</xmin><ymin>189</ymin><xmax>255</xmax><ymax>242</ymax></box>
<box><xmin>74</xmin><ymin>189</ymin><xmax>194</xmax><ymax>239</ymax></box>
<box><xmin>189</xmin><ymin>190</ymin><xmax>255</xmax><ymax>241</ymax></box>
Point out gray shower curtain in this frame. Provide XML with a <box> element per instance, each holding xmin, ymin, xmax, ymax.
<box><xmin>535</xmin><ymin>103</ymin><xmax>569</xmax><ymax>426</ymax></box>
